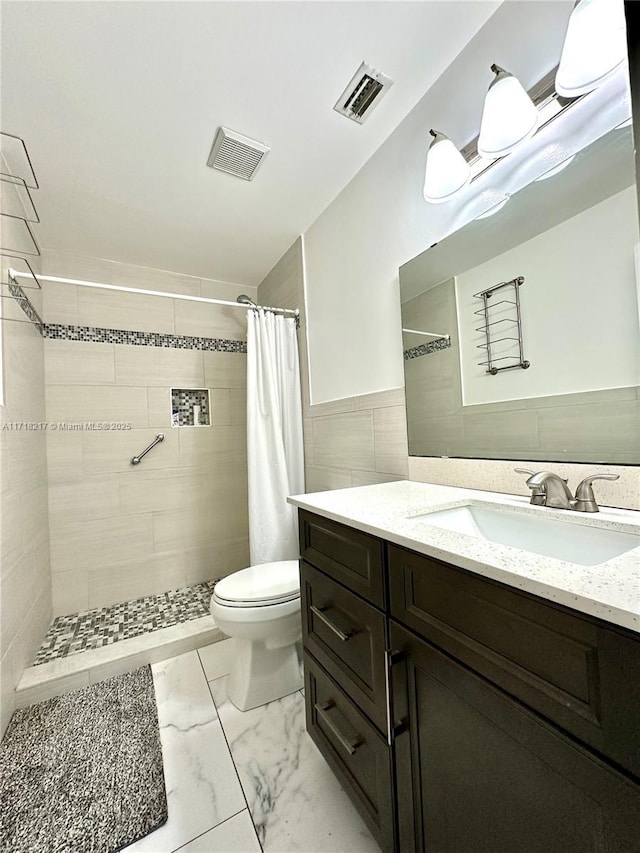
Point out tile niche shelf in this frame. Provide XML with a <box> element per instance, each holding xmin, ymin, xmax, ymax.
<box><xmin>171</xmin><ymin>388</ymin><xmax>211</xmax><ymax>427</ymax></box>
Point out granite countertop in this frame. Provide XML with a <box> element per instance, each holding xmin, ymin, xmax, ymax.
<box><xmin>288</xmin><ymin>480</ymin><xmax>640</xmax><ymax>634</ymax></box>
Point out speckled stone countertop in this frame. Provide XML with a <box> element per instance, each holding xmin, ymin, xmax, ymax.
<box><xmin>288</xmin><ymin>481</ymin><xmax>640</xmax><ymax>634</ymax></box>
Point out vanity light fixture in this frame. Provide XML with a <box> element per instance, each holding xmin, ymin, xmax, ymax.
<box><xmin>422</xmin><ymin>1</ymin><xmax>628</xmax><ymax>206</ymax></box>
<box><xmin>555</xmin><ymin>0</ymin><xmax>627</xmax><ymax>98</ymax></box>
<box><xmin>477</xmin><ymin>65</ymin><xmax>540</xmax><ymax>159</ymax></box>
<box><xmin>423</xmin><ymin>129</ymin><xmax>470</xmax><ymax>203</ymax></box>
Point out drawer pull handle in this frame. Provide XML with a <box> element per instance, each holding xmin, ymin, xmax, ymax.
<box><xmin>384</xmin><ymin>648</ymin><xmax>403</xmax><ymax>747</ymax></box>
<box><xmin>315</xmin><ymin>701</ymin><xmax>362</xmax><ymax>756</ymax></box>
<box><xmin>310</xmin><ymin>605</ymin><xmax>354</xmax><ymax>641</ymax></box>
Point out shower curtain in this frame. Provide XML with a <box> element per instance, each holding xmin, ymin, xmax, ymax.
<box><xmin>246</xmin><ymin>309</ymin><xmax>304</xmax><ymax>565</ymax></box>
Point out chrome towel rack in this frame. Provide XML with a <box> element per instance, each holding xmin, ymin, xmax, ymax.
<box><xmin>474</xmin><ymin>275</ymin><xmax>530</xmax><ymax>375</ymax></box>
<box><xmin>1</xmin><ymin>132</ymin><xmax>45</xmax><ymax>328</ymax></box>
<box><xmin>131</xmin><ymin>434</ymin><xmax>164</xmax><ymax>465</ymax></box>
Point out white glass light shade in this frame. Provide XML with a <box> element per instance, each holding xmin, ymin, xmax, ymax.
<box><xmin>556</xmin><ymin>0</ymin><xmax>627</xmax><ymax>98</ymax></box>
<box><xmin>477</xmin><ymin>66</ymin><xmax>540</xmax><ymax>159</ymax></box>
<box><xmin>423</xmin><ymin>130</ymin><xmax>470</xmax><ymax>203</ymax></box>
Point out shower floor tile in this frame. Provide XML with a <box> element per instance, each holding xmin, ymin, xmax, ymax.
<box><xmin>33</xmin><ymin>581</ymin><xmax>217</xmax><ymax>666</ymax></box>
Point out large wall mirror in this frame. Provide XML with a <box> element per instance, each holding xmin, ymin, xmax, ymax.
<box><xmin>399</xmin><ymin>124</ymin><xmax>640</xmax><ymax>464</ymax></box>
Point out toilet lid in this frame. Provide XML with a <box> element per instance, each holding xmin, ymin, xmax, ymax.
<box><xmin>213</xmin><ymin>560</ymin><xmax>300</xmax><ymax>607</ymax></box>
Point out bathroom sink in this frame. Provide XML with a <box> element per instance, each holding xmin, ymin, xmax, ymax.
<box><xmin>409</xmin><ymin>503</ymin><xmax>640</xmax><ymax>566</ymax></box>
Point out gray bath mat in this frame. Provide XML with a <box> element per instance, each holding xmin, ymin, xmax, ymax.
<box><xmin>0</xmin><ymin>666</ymin><xmax>167</xmax><ymax>853</ymax></box>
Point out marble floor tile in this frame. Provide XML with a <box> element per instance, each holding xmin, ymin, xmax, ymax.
<box><xmin>198</xmin><ymin>638</ymin><xmax>233</xmax><ymax>682</ymax></box>
<box><xmin>152</xmin><ymin>650</ymin><xmax>217</xmax><ymax>728</ymax></box>
<box><xmin>174</xmin><ymin>810</ymin><xmax>262</xmax><ymax>852</ymax></box>
<box><xmin>209</xmin><ymin>676</ymin><xmax>379</xmax><ymax>853</ymax></box>
<box><xmin>124</xmin><ymin>652</ymin><xmax>246</xmax><ymax>853</ymax></box>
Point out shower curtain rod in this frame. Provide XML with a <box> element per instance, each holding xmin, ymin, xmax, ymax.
<box><xmin>8</xmin><ymin>270</ymin><xmax>300</xmax><ymax>317</ymax></box>
<box><xmin>402</xmin><ymin>327</ymin><xmax>450</xmax><ymax>340</ymax></box>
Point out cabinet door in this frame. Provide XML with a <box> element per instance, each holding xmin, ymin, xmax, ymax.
<box><xmin>389</xmin><ymin>543</ymin><xmax>640</xmax><ymax>779</ymax></box>
<box><xmin>390</xmin><ymin>622</ymin><xmax>640</xmax><ymax>853</ymax></box>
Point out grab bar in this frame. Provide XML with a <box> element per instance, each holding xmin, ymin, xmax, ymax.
<box><xmin>131</xmin><ymin>433</ymin><xmax>164</xmax><ymax>465</ymax></box>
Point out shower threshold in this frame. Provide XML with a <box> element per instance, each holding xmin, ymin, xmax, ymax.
<box><xmin>17</xmin><ymin>581</ymin><xmax>224</xmax><ymax>708</ymax></box>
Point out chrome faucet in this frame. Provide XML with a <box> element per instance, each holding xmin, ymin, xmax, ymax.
<box><xmin>515</xmin><ymin>469</ymin><xmax>620</xmax><ymax>512</ymax></box>
<box><xmin>524</xmin><ymin>471</ymin><xmax>575</xmax><ymax>510</ymax></box>
<box><xmin>573</xmin><ymin>474</ymin><xmax>620</xmax><ymax>513</ymax></box>
<box><xmin>514</xmin><ymin>468</ymin><xmax>545</xmax><ymax>505</ymax></box>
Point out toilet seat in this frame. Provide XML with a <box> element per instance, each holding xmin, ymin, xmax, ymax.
<box><xmin>213</xmin><ymin>560</ymin><xmax>300</xmax><ymax>608</ymax></box>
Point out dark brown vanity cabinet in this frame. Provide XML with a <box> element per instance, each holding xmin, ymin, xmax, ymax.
<box><xmin>299</xmin><ymin>510</ymin><xmax>640</xmax><ymax>853</ymax></box>
<box><xmin>300</xmin><ymin>510</ymin><xmax>395</xmax><ymax>849</ymax></box>
<box><xmin>390</xmin><ymin>621</ymin><xmax>640</xmax><ymax>853</ymax></box>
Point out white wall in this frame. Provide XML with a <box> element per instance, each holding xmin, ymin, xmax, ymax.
<box><xmin>304</xmin><ymin>0</ymin><xmax>626</xmax><ymax>404</ymax></box>
<box><xmin>456</xmin><ymin>185</ymin><xmax>640</xmax><ymax>405</ymax></box>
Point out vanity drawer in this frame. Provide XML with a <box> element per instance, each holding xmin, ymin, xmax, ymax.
<box><xmin>389</xmin><ymin>544</ymin><xmax>640</xmax><ymax>779</ymax></box>
<box><xmin>301</xmin><ymin>560</ymin><xmax>388</xmax><ymax>732</ymax></box>
<box><xmin>304</xmin><ymin>651</ymin><xmax>395</xmax><ymax>852</ymax></box>
<box><xmin>299</xmin><ymin>510</ymin><xmax>386</xmax><ymax>608</ymax></box>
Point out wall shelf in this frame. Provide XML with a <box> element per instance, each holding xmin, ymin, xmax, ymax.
<box><xmin>473</xmin><ymin>276</ymin><xmax>530</xmax><ymax>375</ymax></box>
<box><xmin>0</xmin><ymin>133</ymin><xmax>43</xmax><ymax>329</ymax></box>
<box><xmin>171</xmin><ymin>388</ymin><xmax>211</xmax><ymax>427</ymax></box>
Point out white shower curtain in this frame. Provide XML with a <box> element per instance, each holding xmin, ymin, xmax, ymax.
<box><xmin>246</xmin><ymin>309</ymin><xmax>304</xmax><ymax>564</ymax></box>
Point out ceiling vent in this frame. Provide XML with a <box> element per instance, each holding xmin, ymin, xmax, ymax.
<box><xmin>334</xmin><ymin>62</ymin><xmax>394</xmax><ymax>124</ymax></box>
<box><xmin>206</xmin><ymin>127</ymin><xmax>270</xmax><ymax>181</ymax></box>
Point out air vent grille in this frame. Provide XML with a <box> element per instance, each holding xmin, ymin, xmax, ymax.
<box><xmin>334</xmin><ymin>62</ymin><xmax>393</xmax><ymax>124</ymax></box>
<box><xmin>207</xmin><ymin>127</ymin><xmax>270</xmax><ymax>181</ymax></box>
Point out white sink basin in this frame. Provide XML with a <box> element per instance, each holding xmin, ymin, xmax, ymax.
<box><xmin>411</xmin><ymin>503</ymin><xmax>640</xmax><ymax>566</ymax></box>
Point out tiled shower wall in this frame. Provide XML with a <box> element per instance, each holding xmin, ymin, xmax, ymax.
<box><xmin>0</xmin><ymin>257</ymin><xmax>52</xmax><ymax>738</ymax></box>
<box><xmin>260</xmin><ymin>238</ymin><xmax>639</xmax><ymax>512</ymax></box>
<box><xmin>42</xmin><ymin>251</ymin><xmax>255</xmax><ymax>616</ymax></box>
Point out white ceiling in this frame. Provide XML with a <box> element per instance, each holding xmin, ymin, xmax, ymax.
<box><xmin>2</xmin><ymin>1</ymin><xmax>500</xmax><ymax>285</ymax></box>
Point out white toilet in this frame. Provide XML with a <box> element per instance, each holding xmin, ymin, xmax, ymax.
<box><xmin>210</xmin><ymin>560</ymin><xmax>302</xmax><ymax>711</ymax></box>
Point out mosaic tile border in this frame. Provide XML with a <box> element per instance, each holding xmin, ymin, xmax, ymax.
<box><xmin>403</xmin><ymin>336</ymin><xmax>451</xmax><ymax>360</ymax></box>
<box><xmin>5</xmin><ymin>287</ymin><xmax>286</xmax><ymax>350</ymax></box>
<box><xmin>34</xmin><ymin>580</ymin><xmax>218</xmax><ymax>665</ymax></box>
<box><xmin>7</xmin><ymin>281</ymin><xmax>44</xmax><ymax>330</ymax></box>
<box><xmin>43</xmin><ymin>323</ymin><xmax>247</xmax><ymax>352</ymax></box>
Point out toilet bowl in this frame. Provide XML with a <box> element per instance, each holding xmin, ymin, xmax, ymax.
<box><xmin>210</xmin><ymin>560</ymin><xmax>302</xmax><ymax>711</ymax></box>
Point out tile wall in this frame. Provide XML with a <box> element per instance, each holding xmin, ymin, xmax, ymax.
<box><xmin>42</xmin><ymin>251</ymin><xmax>254</xmax><ymax>615</ymax></box>
<box><xmin>0</xmin><ymin>257</ymin><xmax>52</xmax><ymax>739</ymax></box>
<box><xmin>302</xmin><ymin>386</ymin><xmax>639</xmax><ymax>510</ymax></box>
